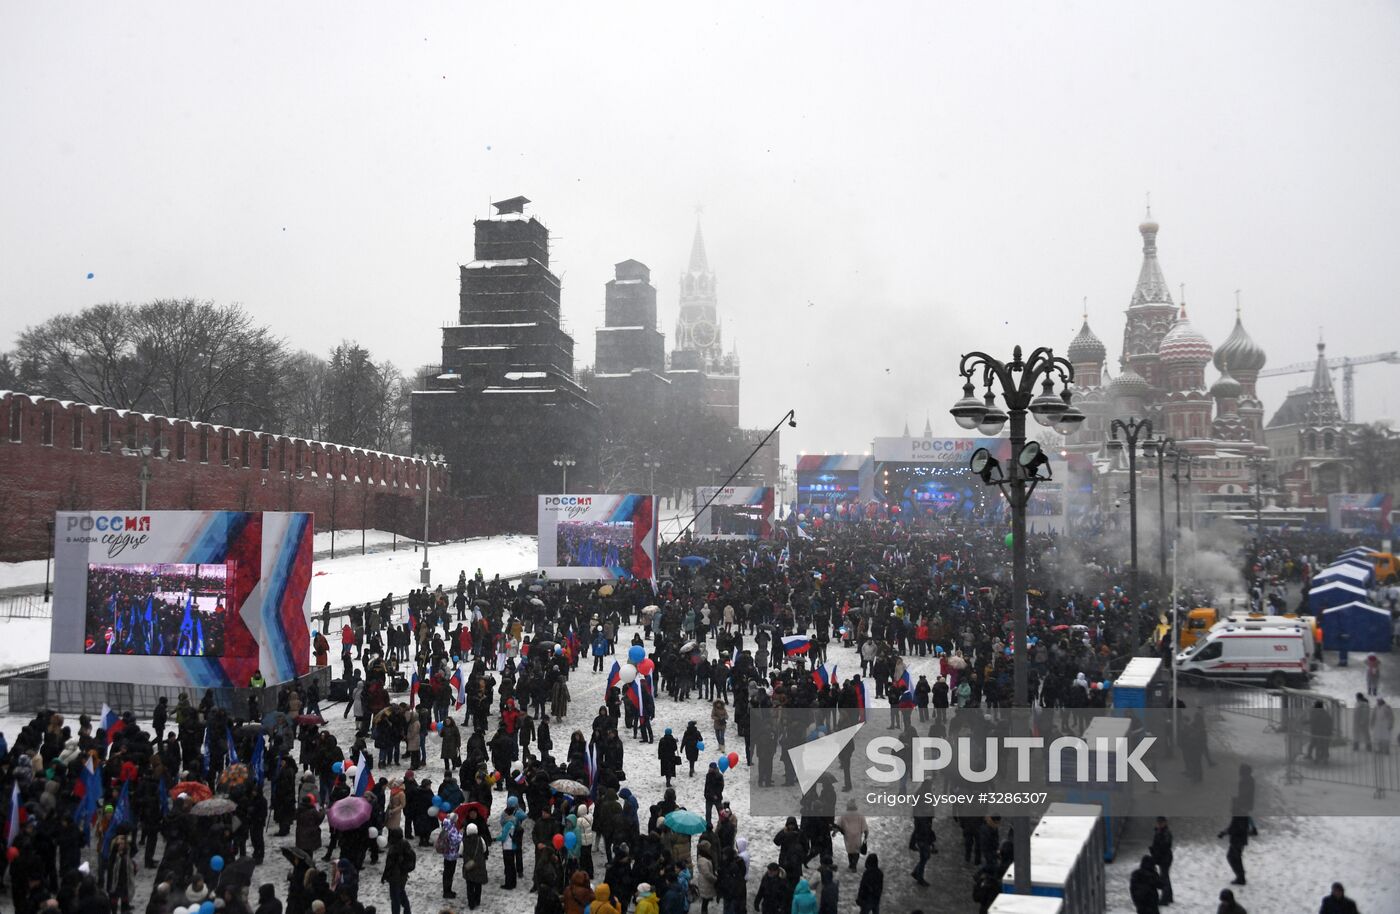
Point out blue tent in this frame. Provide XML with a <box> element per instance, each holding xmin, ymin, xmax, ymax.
<box><xmin>1313</xmin><ymin>563</ymin><xmax>1373</xmax><ymax>589</ymax></box>
<box><xmin>1338</xmin><ymin>547</ymin><xmax>1376</xmax><ymax>560</ymax></box>
<box><xmin>1308</xmin><ymin>580</ymin><xmax>1370</xmax><ymax>613</ymax></box>
<box><xmin>1321</xmin><ymin>601</ymin><xmax>1392</xmax><ymax>653</ymax></box>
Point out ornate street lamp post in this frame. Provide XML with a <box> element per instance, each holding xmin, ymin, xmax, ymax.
<box><xmin>950</xmin><ymin>345</ymin><xmax>1083</xmax><ymax>894</ymax></box>
<box><xmin>1108</xmin><ymin>416</ymin><xmax>1153</xmax><ymax>652</ymax></box>
<box><xmin>553</xmin><ymin>456</ymin><xmax>577</xmax><ymax>494</ymax></box>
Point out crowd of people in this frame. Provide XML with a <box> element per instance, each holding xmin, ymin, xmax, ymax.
<box><xmin>1</xmin><ymin>518</ymin><xmax>1379</xmax><ymax>914</ymax></box>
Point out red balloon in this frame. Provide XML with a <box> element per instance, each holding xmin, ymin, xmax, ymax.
<box><xmin>6</xmin><ymin>846</ymin><xmax>18</xmax><ymax>862</ymax></box>
<box><xmin>727</xmin><ymin>752</ymin><xmax>739</xmax><ymax>769</ymax></box>
<box><xmin>552</xmin><ymin>834</ymin><xmax>565</xmax><ymax>851</ymax></box>
<box><xmin>637</xmin><ymin>658</ymin><xmax>655</xmax><ymax>676</ymax></box>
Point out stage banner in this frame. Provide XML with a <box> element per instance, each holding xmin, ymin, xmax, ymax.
<box><xmin>48</xmin><ymin>511</ymin><xmax>314</xmax><ymax>687</ymax></box>
<box><xmin>692</xmin><ymin>486</ymin><xmax>776</xmax><ymax>539</ymax></box>
<box><xmin>871</xmin><ymin>436</ymin><xmax>1007</xmax><ymax>464</ymax></box>
<box><xmin>537</xmin><ymin>495</ymin><xmax>658</xmax><ymax>581</ymax></box>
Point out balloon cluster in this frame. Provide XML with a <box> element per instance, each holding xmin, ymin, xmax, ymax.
<box><xmin>1090</xmin><ymin>680</ymin><xmax>1114</xmax><ymax>691</ymax></box>
<box><xmin>716</xmin><ymin>751</ymin><xmax>741</xmax><ymax>773</ymax></box>
<box><xmin>172</xmin><ymin>904</ymin><xmax>217</xmax><ymax>914</ymax></box>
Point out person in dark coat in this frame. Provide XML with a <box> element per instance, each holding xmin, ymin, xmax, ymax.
<box><xmin>753</xmin><ymin>863</ymin><xmax>790</xmax><ymax>914</ymax></box>
<box><xmin>295</xmin><ymin>797</ymin><xmax>325</xmax><ymax>853</ymax></box>
<box><xmin>657</xmin><ymin>729</ymin><xmax>681</xmax><ymax>787</ymax></box>
<box><xmin>1149</xmin><ymin>816</ymin><xmax>1173</xmax><ymax>905</ymax></box>
<box><xmin>681</xmin><ymin>722</ymin><xmax>704</xmax><ymax>777</ymax></box>
<box><xmin>255</xmin><ymin>884</ymin><xmax>283</xmax><ymax>914</ymax></box>
<box><xmin>1217</xmin><ymin>887</ymin><xmax>1247</xmax><ymax>914</ymax></box>
<box><xmin>1319</xmin><ymin>882</ymin><xmax>1359</xmax><ymax>914</ymax></box>
<box><xmin>817</xmin><ymin>861</ymin><xmax>839</xmax><ymax>914</ymax></box>
<box><xmin>1217</xmin><ymin>812</ymin><xmax>1250</xmax><ymax>886</ymax></box>
<box><xmin>855</xmin><ymin>854</ymin><xmax>883</xmax><ymax>914</ymax></box>
<box><xmin>1129</xmin><ymin>855</ymin><xmax>1161</xmax><ymax>914</ymax></box>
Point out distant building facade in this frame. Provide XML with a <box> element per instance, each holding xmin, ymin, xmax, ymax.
<box><xmin>411</xmin><ymin>197</ymin><xmax>599</xmax><ymax>498</ymax></box>
<box><xmin>1063</xmin><ymin>214</ymin><xmax>1271</xmax><ymax>517</ymax></box>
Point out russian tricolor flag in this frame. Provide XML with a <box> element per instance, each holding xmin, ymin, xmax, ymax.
<box><xmin>782</xmin><ymin>635</ymin><xmax>811</xmax><ymax>657</ymax></box>
<box><xmin>101</xmin><ymin>704</ymin><xmax>125</xmax><ymax>748</ymax></box>
<box><xmin>853</xmin><ymin>679</ymin><xmax>869</xmax><ymax>721</ymax></box>
<box><xmin>606</xmin><ymin>661</ymin><xmax>621</xmax><ymax>692</ymax></box>
<box><xmin>409</xmin><ymin>671</ymin><xmax>420</xmax><ymax>709</ymax></box>
<box><xmin>449</xmin><ymin>667</ymin><xmax>465</xmax><ymax>710</ymax></box>
<box><xmin>353</xmin><ymin>750</ymin><xmax>374</xmax><ymax>796</ymax></box>
<box><xmin>894</xmin><ymin>671</ymin><xmax>916</xmax><ymax>710</ymax></box>
<box><xmin>812</xmin><ymin>664</ymin><xmax>838</xmax><ymax>689</ymax></box>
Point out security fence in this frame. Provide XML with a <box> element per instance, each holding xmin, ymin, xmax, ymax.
<box><xmin>5</xmin><ymin>665</ymin><xmax>331</xmax><ymax>717</ymax></box>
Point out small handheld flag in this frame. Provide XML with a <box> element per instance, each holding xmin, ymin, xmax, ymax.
<box><xmin>781</xmin><ymin>635</ymin><xmax>811</xmax><ymax>657</ymax></box>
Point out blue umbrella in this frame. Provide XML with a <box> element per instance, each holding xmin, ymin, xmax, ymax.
<box><xmin>679</xmin><ymin>556</ymin><xmax>710</xmax><ymax>568</ymax></box>
<box><xmin>663</xmin><ymin>809</ymin><xmax>706</xmax><ymax>835</ymax></box>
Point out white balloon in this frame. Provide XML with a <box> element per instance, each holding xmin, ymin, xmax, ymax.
<box><xmin>344</xmin><ymin>766</ymin><xmax>357</xmax><ymax>778</ymax></box>
<box><xmin>367</xmin><ymin>827</ymin><xmax>379</xmax><ymax>839</ymax></box>
<box><xmin>376</xmin><ymin>834</ymin><xmax>389</xmax><ymax>849</ymax></box>
<box><xmin>617</xmin><ymin>664</ymin><xmax>638</xmax><ymax>685</ymax></box>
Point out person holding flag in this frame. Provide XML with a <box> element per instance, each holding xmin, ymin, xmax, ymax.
<box><xmin>888</xmin><ymin>669</ymin><xmax>914</xmax><ymax>730</ymax></box>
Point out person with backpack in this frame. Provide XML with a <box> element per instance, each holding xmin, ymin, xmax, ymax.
<box><xmin>437</xmin><ymin>812</ymin><xmax>463</xmax><ymax>899</ymax></box>
<box><xmin>383</xmin><ymin>827</ymin><xmax>416</xmax><ymax>914</ymax></box>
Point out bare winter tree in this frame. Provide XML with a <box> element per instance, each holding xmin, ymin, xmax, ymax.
<box><xmin>279</xmin><ymin>350</ymin><xmax>331</xmax><ymax>441</ymax></box>
<box><xmin>16</xmin><ymin>303</ymin><xmax>159</xmax><ymax>408</ymax></box>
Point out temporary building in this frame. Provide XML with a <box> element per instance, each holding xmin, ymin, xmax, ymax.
<box><xmin>1312</xmin><ymin>563</ymin><xmax>1374</xmax><ymax>589</ymax></box>
<box><xmin>1307</xmin><ymin>580</ymin><xmax>1370</xmax><ymax>614</ymax></box>
<box><xmin>1320</xmin><ymin>601</ymin><xmax>1393</xmax><ymax>653</ymax></box>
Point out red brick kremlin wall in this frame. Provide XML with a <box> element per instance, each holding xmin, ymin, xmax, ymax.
<box><xmin>0</xmin><ymin>390</ymin><xmax>531</xmax><ymax>563</ymax></box>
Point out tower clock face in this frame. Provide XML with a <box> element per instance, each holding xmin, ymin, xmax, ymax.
<box><xmin>691</xmin><ymin>319</ymin><xmax>717</xmax><ymax>348</ymax></box>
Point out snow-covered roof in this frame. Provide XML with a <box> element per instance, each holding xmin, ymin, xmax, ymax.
<box><xmin>484</xmin><ymin>213</ymin><xmax>538</xmax><ymax>223</ymax></box>
<box><xmin>463</xmin><ymin>322</ymin><xmax>540</xmax><ymax>329</ymax></box>
<box><xmin>436</xmin><ymin>372</ymin><xmax>461</xmax><ymax>380</ymax></box>
<box><xmin>481</xmin><ymin>387</ymin><xmax>557</xmax><ymax>394</ymax></box>
<box><xmin>598</xmin><ymin>326</ymin><xmax>645</xmax><ymax>332</ymax></box>
<box><xmin>458</xmin><ymin>345</ymin><xmax>512</xmax><ymax>351</ymax></box>
<box><xmin>611</xmin><ymin>279</ymin><xmax>644</xmax><ymax>285</ymax></box>
<box><xmin>503</xmin><ymin>371</ymin><xmax>548</xmax><ymax>380</ymax></box>
<box><xmin>463</xmin><ymin>258</ymin><xmax>530</xmax><ymax>270</ymax></box>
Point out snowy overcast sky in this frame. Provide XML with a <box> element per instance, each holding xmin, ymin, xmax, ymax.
<box><xmin>2</xmin><ymin>2</ymin><xmax>1398</xmax><ymax>460</ymax></box>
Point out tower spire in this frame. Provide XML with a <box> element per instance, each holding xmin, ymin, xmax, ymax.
<box><xmin>688</xmin><ymin>219</ymin><xmax>709</xmax><ymax>274</ymax></box>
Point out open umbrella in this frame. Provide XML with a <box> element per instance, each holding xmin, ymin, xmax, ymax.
<box><xmin>192</xmin><ymin>797</ymin><xmax>237</xmax><ymax>817</ymax></box>
<box><xmin>1051</xmin><ymin>624</ymin><xmax>1071</xmax><ymax>632</ymax></box>
<box><xmin>680</xmin><ymin>640</ymin><xmax>697</xmax><ymax>653</ymax></box>
<box><xmin>679</xmin><ymin>556</ymin><xmax>710</xmax><ymax>568</ymax></box>
<box><xmin>169</xmin><ymin>781</ymin><xmax>213</xmax><ymax>803</ymax></box>
<box><xmin>597</xmin><ymin>584</ymin><xmax>615</xmax><ymax>597</ymax></box>
<box><xmin>530</xmin><ymin>597</ymin><xmax>546</xmax><ymax>608</ymax></box>
<box><xmin>219</xmin><ymin>856</ymin><xmax>258</xmax><ymax>889</ymax></box>
<box><xmin>549</xmin><ymin>778</ymin><xmax>590</xmax><ymax>797</ymax></box>
<box><xmin>641</xmin><ymin>605</ymin><xmax>660</xmax><ymax>617</ymax></box>
<box><xmin>293</xmin><ymin>714</ymin><xmax>326</xmax><ymax>726</ymax></box>
<box><xmin>328</xmin><ymin>796</ymin><xmax>372</xmax><ymax>831</ymax></box>
<box><xmin>528</xmin><ymin>583</ymin><xmax>544</xmax><ymax>593</ymax></box>
<box><xmin>453</xmin><ymin>801</ymin><xmax>489</xmax><ymax>823</ymax></box>
<box><xmin>663</xmin><ymin>810</ymin><xmax>706</xmax><ymax>835</ymax></box>
<box><xmin>281</xmin><ymin>847</ymin><xmax>314</xmax><ymax>867</ymax></box>
<box><xmin>260</xmin><ymin>711</ymin><xmax>290</xmax><ymax>732</ymax></box>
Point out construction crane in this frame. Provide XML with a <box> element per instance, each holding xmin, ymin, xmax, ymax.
<box><xmin>1258</xmin><ymin>351</ymin><xmax>1400</xmax><ymax>422</ymax></box>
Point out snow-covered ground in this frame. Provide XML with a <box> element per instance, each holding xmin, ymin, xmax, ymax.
<box><xmin>309</xmin><ymin>534</ymin><xmax>538</xmax><ymax>609</ymax></box>
<box><xmin>0</xmin><ymin>557</ymin><xmax>51</xmax><ymax>593</ymax></box>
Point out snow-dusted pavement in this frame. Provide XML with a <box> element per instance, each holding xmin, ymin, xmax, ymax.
<box><xmin>4</xmin><ymin>575</ymin><xmax>1399</xmax><ymax>911</ymax></box>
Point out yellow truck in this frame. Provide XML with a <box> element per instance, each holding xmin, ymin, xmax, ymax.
<box><xmin>1156</xmin><ymin>607</ymin><xmax>1220</xmax><ymax>649</ymax></box>
<box><xmin>1370</xmin><ymin>551</ymin><xmax>1398</xmax><ymax>584</ymax></box>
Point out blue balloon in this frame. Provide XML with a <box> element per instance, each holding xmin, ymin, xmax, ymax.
<box><xmin>696</xmin><ymin>741</ymin><xmax>705</xmax><ymax>751</ymax></box>
<box><xmin>431</xmin><ymin>797</ymin><xmax>444</xmax><ymax>810</ymax></box>
<box><xmin>564</xmin><ymin>831</ymin><xmax>578</xmax><ymax>850</ymax></box>
<box><xmin>209</xmin><ymin>855</ymin><xmax>224</xmax><ymax>872</ymax></box>
<box><xmin>628</xmin><ymin>645</ymin><xmax>645</xmax><ymax>664</ymax></box>
<box><xmin>717</xmin><ymin>757</ymin><xmax>730</xmax><ymax>772</ymax></box>
<box><xmin>332</xmin><ymin>761</ymin><xmax>343</xmax><ymax>774</ymax></box>
<box><xmin>200</xmin><ymin>903</ymin><xmax>215</xmax><ymax>914</ymax></box>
